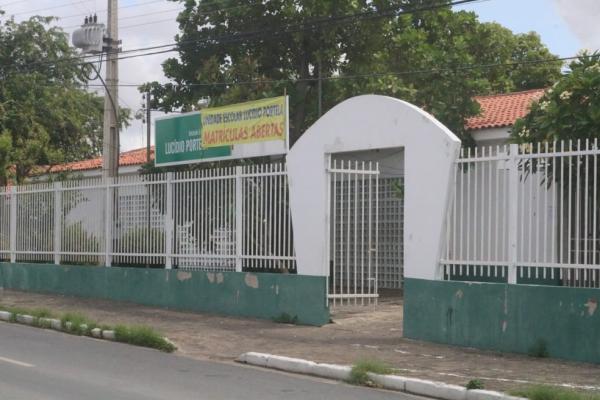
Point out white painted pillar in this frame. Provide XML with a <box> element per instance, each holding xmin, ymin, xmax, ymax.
<box><xmin>235</xmin><ymin>166</ymin><xmax>243</xmax><ymax>272</ymax></box>
<box><xmin>104</xmin><ymin>178</ymin><xmax>113</xmax><ymax>267</ymax></box>
<box><xmin>9</xmin><ymin>186</ymin><xmax>16</xmax><ymax>263</ymax></box>
<box><xmin>53</xmin><ymin>182</ymin><xmax>62</xmax><ymax>265</ymax></box>
<box><xmin>165</xmin><ymin>172</ymin><xmax>174</xmax><ymax>269</ymax></box>
<box><xmin>507</xmin><ymin>143</ymin><xmax>519</xmax><ymax>284</ymax></box>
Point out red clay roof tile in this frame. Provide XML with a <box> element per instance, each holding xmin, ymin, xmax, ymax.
<box><xmin>43</xmin><ymin>147</ymin><xmax>155</xmax><ymax>174</ymax></box>
<box><xmin>466</xmin><ymin>88</ymin><xmax>545</xmax><ymax>131</ymax></box>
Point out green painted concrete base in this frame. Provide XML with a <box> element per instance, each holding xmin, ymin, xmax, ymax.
<box><xmin>404</xmin><ymin>278</ymin><xmax>600</xmax><ymax>364</ymax></box>
<box><xmin>0</xmin><ymin>263</ymin><xmax>330</xmax><ymax>326</ymax></box>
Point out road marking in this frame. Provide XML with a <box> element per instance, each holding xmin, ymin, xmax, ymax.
<box><xmin>0</xmin><ymin>356</ymin><xmax>34</xmax><ymax>368</ymax></box>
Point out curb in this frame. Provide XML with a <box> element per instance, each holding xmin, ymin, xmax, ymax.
<box><xmin>237</xmin><ymin>353</ymin><xmax>525</xmax><ymax>400</ymax></box>
<box><xmin>0</xmin><ymin>308</ymin><xmax>176</xmax><ymax>353</ymax></box>
<box><xmin>0</xmin><ymin>310</ymin><xmax>122</xmax><ymax>344</ymax></box>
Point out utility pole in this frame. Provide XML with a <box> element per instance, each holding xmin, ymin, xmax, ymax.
<box><xmin>146</xmin><ymin>91</ymin><xmax>151</xmax><ymax>163</ymax></box>
<box><xmin>103</xmin><ymin>0</ymin><xmax>120</xmax><ymax>178</ymax></box>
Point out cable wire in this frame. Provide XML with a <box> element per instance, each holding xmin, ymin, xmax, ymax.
<box><xmin>0</xmin><ymin>0</ymin><xmax>487</xmax><ymax>75</ymax></box>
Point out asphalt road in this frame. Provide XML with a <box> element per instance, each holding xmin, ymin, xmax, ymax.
<box><xmin>0</xmin><ymin>322</ymin><xmax>425</xmax><ymax>400</ymax></box>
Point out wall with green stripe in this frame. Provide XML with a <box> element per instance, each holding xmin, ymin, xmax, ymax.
<box><xmin>0</xmin><ymin>263</ymin><xmax>330</xmax><ymax>326</ymax></box>
<box><xmin>404</xmin><ymin>278</ymin><xmax>600</xmax><ymax>364</ymax></box>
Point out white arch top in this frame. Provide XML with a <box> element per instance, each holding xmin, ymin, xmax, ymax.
<box><xmin>286</xmin><ymin>95</ymin><xmax>461</xmax><ymax>280</ymax></box>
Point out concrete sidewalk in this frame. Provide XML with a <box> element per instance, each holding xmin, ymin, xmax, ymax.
<box><xmin>1</xmin><ymin>289</ymin><xmax>599</xmax><ymax>393</ymax></box>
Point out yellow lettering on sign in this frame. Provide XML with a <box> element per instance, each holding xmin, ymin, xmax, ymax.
<box><xmin>201</xmin><ymin>97</ymin><xmax>287</xmax><ymax>148</ymax></box>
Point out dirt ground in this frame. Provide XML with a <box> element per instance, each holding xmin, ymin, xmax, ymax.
<box><xmin>0</xmin><ymin>289</ymin><xmax>599</xmax><ymax>393</ymax></box>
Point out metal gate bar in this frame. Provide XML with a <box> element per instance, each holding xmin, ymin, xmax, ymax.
<box><xmin>327</xmin><ymin>156</ymin><xmax>380</xmax><ymax>306</ymax></box>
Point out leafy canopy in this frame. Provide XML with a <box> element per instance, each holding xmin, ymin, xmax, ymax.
<box><xmin>0</xmin><ymin>14</ymin><xmax>130</xmax><ymax>184</ymax></box>
<box><xmin>511</xmin><ymin>53</ymin><xmax>600</xmax><ymax>144</ymax></box>
<box><xmin>144</xmin><ymin>0</ymin><xmax>562</xmax><ymax>146</ymax></box>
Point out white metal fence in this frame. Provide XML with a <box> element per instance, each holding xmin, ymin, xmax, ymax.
<box><xmin>442</xmin><ymin>140</ymin><xmax>600</xmax><ymax>287</ymax></box>
<box><xmin>0</xmin><ymin>163</ymin><xmax>296</xmax><ymax>272</ymax></box>
<box><xmin>328</xmin><ymin>158</ymin><xmax>380</xmax><ymax>305</ymax></box>
<box><xmin>378</xmin><ymin>177</ymin><xmax>404</xmax><ymax>289</ymax></box>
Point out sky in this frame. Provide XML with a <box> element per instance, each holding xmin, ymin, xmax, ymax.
<box><xmin>0</xmin><ymin>0</ymin><xmax>599</xmax><ymax>152</ymax></box>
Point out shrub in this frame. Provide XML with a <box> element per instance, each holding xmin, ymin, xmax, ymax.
<box><xmin>60</xmin><ymin>222</ymin><xmax>102</xmax><ymax>266</ymax></box>
<box><xmin>61</xmin><ymin>312</ymin><xmax>97</xmax><ymax>335</ymax></box>
<box><xmin>113</xmin><ymin>227</ymin><xmax>165</xmax><ymax>268</ymax></box>
<box><xmin>114</xmin><ymin>325</ymin><xmax>176</xmax><ymax>353</ymax></box>
<box><xmin>466</xmin><ymin>379</ymin><xmax>485</xmax><ymax>390</ymax></box>
<box><xmin>348</xmin><ymin>359</ymin><xmax>393</xmax><ymax>386</ymax></box>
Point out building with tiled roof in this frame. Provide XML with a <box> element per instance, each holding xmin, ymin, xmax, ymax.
<box><xmin>36</xmin><ymin>147</ymin><xmax>156</xmax><ymax>177</ymax></box>
<box><xmin>467</xmin><ymin>88</ymin><xmax>545</xmax><ymax>145</ymax></box>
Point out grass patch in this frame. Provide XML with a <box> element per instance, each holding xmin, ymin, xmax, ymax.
<box><xmin>347</xmin><ymin>359</ymin><xmax>393</xmax><ymax>386</ymax></box>
<box><xmin>0</xmin><ymin>304</ymin><xmax>55</xmax><ymax>319</ymax></box>
<box><xmin>510</xmin><ymin>385</ymin><xmax>600</xmax><ymax>400</ymax></box>
<box><xmin>61</xmin><ymin>312</ymin><xmax>97</xmax><ymax>335</ymax></box>
<box><xmin>114</xmin><ymin>325</ymin><xmax>176</xmax><ymax>353</ymax></box>
<box><xmin>466</xmin><ymin>379</ymin><xmax>485</xmax><ymax>390</ymax></box>
<box><xmin>0</xmin><ymin>304</ymin><xmax>175</xmax><ymax>353</ymax></box>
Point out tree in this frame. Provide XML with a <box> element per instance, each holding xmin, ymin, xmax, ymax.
<box><xmin>510</xmin><ymin>53</ymin><xmax>600</xmax><ymax>268</ymax></box>
<box><xmin>144</xmin><ymin>0</ymin><xmax>562</xmax><ymax>147</ymax></box>
<box><xmin>335</xmin><ymin>10</ymin><xmax>563</xmax><ymax>142</ymax></box>
<box><xmin>0</xmin><ymin>15</ymin><xmax>131</xmax><ymax>185</ymax></box>
<box><xmin>511</xmin><ymin>53</ymin><xmax>600</xmax><ymax>144</ymax></box>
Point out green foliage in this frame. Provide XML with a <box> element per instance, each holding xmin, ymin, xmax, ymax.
<box><xmin>114</xmin><ymin>325</ymin><xmax>176</xmax><ymax>353</ymax></box>
<box><xmin>272</xmin><ymin>312</ymin><xmax>299</xmax><ymax>324</ymax></box>
<box><xmin>61</xmin><ymin>312</ymin><xmax>96</xmax><ymax>335</ymax></box>
<box><xmin>512</xmin><ymin>52</ymin><xmax>600</xmax><ymax>144</ymax></box>
<box><xmin>391</xmin><ymin>179</ymin><xmax>404</xmax><ymax>200</ymax></box>
<box><xmin>0</xmin><ymin>304</ymin><xmax>54</xmax><ymax>325</ymax></box>
<box><xmin>510</xmin><ymin>385</ymin><xmax>600</xmax><ymax>400</ymax></box>
<box><xmin>0</xmin><ymin>16</ymin><xmax>130</xmax><ymax>184</ymax></box>
<box><xmin>62</xmin><ymin>222</ymin><xmax>101</xmax><ymax>254</ymax></box>
<box><xmin>528</xmin><ymin>338</ymin><xmax>549</xmax><ymax>358</ymax></box>
<box><xmin>466</xmin><ymin>379</ymin><xmax>485</xmax><ymax>390</ymax></box>
<box><xmin>113</xmin><ymin>227</ymin><xmax>165</xmax><ymax>268</ymax></box>
<box><xmin>116</xmin><ymin>227</ymin><xmax>165</xmax><ymax>255</ymax></box>
<box><xmin>0</xmin><ymin>304</ymin><xmax>31</xmax><ymax>322</ymax></box>
<box><xmin>347</xmin><ymin>359</ymin><xmax>393</xmax><ymax>386</ymax></box>
<box><xmin>145</xmin><ymin>1</ymin><xmax>561</xmax><ymax>145</ymax></box>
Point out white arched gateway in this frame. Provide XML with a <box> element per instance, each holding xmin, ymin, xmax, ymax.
<box><xmin>287</xmin><ymin>95</ymin><xmax>461</xmax><ymax>302</ymax></box>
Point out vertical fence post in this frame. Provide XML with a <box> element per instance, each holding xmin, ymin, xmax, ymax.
<box><xmin>165</xmin><ymin>172</ymin><xmax>173</xmax><ymax>269</ymax></box>
<box><xmin>507</xmin><ymin>144</ymin><xmax>519</xmax><ymax>284</ymax></box>
<box><xmin>104</xmin><ymin>177</ymin><xmax>113</xmax><ymax>267</ymax></box>
<box><xmin>324</xmin><ymin>155</ymin><xmax>332</xmax><ymax>304</ymax></box>
<box><xmin>235</xmin><ymin>166</ymin><xmax>243</xmax><ymax>272</ymax></box>
<box><xmin>53</xmin><ymin>182</ymin><xmax>62</xmax><ymax>265</ymax></box>
<box><xmin>9</xmin><ymin>186</ymin><xmax>17</xmax><ymax>263</ymax></box>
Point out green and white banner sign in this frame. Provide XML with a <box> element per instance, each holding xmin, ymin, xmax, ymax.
<box><xmin>154</xmin><ymin>96</ymin><xmax>289</xmax><ymax>167</ymax></box>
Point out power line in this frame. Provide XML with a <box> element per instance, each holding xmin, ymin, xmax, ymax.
<box><xmin>49</xmin><ymin>0</ymin><xmax>234</xmax><ymax>21</ymax></box>
<box><xmin>9</xmin><ymin>0</ymin><xmax>94</xmax><ymax>16</ymax></box>
<box><xmin>0</xmin><ymin>0</ymin><xmax>30</xmax><ymax>7</ymax></box>
<box><xmin>62</xmin><ymin>7</ymin><xmax>182</xmax><ymax>29</ymax></box>
<box><xmin>1</xmin><ymin>0</ymin><xmax>170</xmax><ymax>18</ymax></box>
<box><xmin>0</xmin><ymin>0</ymin><xmax>487</xmax><ymax>75</ymax></box>
<box><xmin>32</xmin><ymin>54</ymin><xmax>574</xmax><ymax>92</ymax></box>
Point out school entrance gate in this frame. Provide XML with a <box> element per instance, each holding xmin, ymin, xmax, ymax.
<box><xmin>326</xmin><ymin>155</ymin><xmax>404</xmax><ymax>306</ymax></box>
